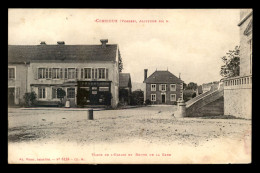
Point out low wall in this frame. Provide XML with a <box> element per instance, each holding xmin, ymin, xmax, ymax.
<box><xmin>224</xmin><ymin>88</ymin><xmax>252</xmax><ymax>119</ymax></box>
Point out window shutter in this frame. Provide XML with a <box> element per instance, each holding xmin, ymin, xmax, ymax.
<box><xmin>76</xmin><ymin>68</ymin><xmax>78</xmax><ymax>79</ymax></box>
<box><xmin>106</xmin><ymin>69</ymin><xmax>108</xmax><ymax>79</ymax></box>
<box><xmin>35</xmin><ymin>68</ymin><xmax>39</xmax><ymax>80</ymax></box>
<box><xmin>159</xmin><ymin>84</ymin><xmax>161</xmax><ymax>91</ymax></box>
<box><xmin>81</xmin><ymin>68</ymin><xmax>83</xmax><ymax>79</ymax></box>
<box><xmin>65</xmin><ymin>68</ymin><xmax>68</xmax><ymax>79</ymax></box>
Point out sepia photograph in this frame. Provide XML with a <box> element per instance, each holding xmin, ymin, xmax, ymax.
<box><xmin>8</xmin><ymin>8</ymin><xmax>252</xmax><ymax>164</ymax></box>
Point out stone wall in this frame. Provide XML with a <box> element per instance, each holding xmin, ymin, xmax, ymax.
<box><xmin>224</xmin><ymin>87</ymin><xmax>252</xmax><ymax>119</ymax></box>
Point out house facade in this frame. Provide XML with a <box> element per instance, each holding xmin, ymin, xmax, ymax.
<box><xmin>143</xmin><ymin>69</ymin><xmax>184</xmax><ymax>104</ymax></box>
<box><xmin>8</xmin><ymin>63</ymin><xmax>29</xmax><ymax>106</ymax></box>
<box><xmin>8</xmin><ymin>39</ymin><xmax>120</xmax><ymax>108</ymax></box>
<box><xmin>223</xmin><ymin>9</ymin><xmax>252</xmax><ymax>119</ymax></box>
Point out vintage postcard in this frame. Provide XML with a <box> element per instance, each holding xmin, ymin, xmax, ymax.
<box><xmin>8</xmin><ymin>8</ymin><xmax>252</xmax><ymax>164</ymax></box>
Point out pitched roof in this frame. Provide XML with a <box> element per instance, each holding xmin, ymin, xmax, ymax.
<box><xmin>8</xmin><ymin>44</ymin><xmax>118</xmax><ymax>63</ymax></box>
<box><xmin>119</xmin><ymin>73</ymin><xmax>132</xmax><ymax>88</ymax></box>
<box><xmin>143</xmin><ymin>70</ymin><xmax>183</xmax><ymax>84</ymax></box>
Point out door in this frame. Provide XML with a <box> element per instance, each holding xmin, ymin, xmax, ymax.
<box><xmin>162</xmin><ymin>94</ymin><xmax>166</xmax><ymax>104</ymax></box>
<box><xmin>8</xmin><ymin>88</ymin><xmax>15</xmax><ymax>106</ymax></box>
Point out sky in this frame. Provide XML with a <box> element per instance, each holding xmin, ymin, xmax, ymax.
<box><xmin>8</xmin><ymin>9</ymin><xmax>240</xmax><ymax>86</ymax></box>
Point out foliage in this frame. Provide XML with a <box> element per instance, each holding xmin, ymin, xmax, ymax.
<box><xmin>130</xmin><ymin>90</ymin><xmax>144</xmax><ymax>105</ymax></box>
<box><xmin>57</xmin><ymin>88</ymin><xmax>66</xmax><ymax>106</ymax></box>
<box><xmin>220</xmin><ymin>46</ymin><xmax>240</xmax><ymax>78</ymax></box>
<box><xmin>183</xmin><ymin>89</ymin><xmax>196</xmax><ymax>102</ymax></box>
<box><xmin>145</xmin><ymin>99</ymin><xmax>151</xmax><ymax>105</ymax></box>
<box><xmin>185</xmin><ymin>82</ymin><xmax>198</xmax><ymax>90</ymax></box>
<box><xmin>118</xmin><ymin>50</ymin><xmax>123</xmax><ymax>72</ymax></box>
<box><xmin>23</xmin><ymin>91</ymin><xmax>37</xmax><ymax>107</ymax></box>
<box><xmin>192</xmin><ymin>92</ymin><xmax>197</xmax><ymax>98</ymax></box>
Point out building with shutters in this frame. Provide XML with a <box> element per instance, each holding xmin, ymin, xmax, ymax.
<box><xmin>143</xmin><ymin>69</ymin><xmax>184</xmax><ymax>104</ymax></box>
<box><xmin>8</xmin><ymin>39</ymin><xmax>121</xmax><ymax>108</ymax></box>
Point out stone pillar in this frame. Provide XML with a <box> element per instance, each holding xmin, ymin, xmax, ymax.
<box><xmin>176</xmin><ymin>99</ymin><xmax>186</xmax><ymax>118</ymax></box>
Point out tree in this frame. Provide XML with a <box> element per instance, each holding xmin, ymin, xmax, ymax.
<box><xmin>118</xmin><ymin>49</ymin><xmax>123</xmax><ymax>72</ymax></box>
<box><xmin>220</xmin><ymin>46</ymin><xmax>240</xmax><ymax>78</ymax></box>
<box><xmin>23</xmin><ymin>91</ymin><xmax>37</xmax><ymax>107</ymax></box>
<box><xmin>186</xmin><ymin>82</ymin><xmax>198</xmax><ymax>90</ymax></box>
<box><xmin>57</xmin><ymin>88</ymin><xmax>66</xmax><ymax>106</ymax></box>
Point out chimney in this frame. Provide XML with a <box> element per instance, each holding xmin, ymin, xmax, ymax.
<box><xmin>100</xmin><ymin>39</ymin><xmax>108</xmax><ymax>48</ymax></box>
<box><xmin>144</xmin><ymin>69</ymin><xmax>148</xmax><ymax>81</ymax></box>
<box><xmin>57</xmin><ymin>41</ymin><xmax>65</xmax><ymax>45</ymax></box>
<box><xmin>40</xmin><ymin>41</ymin><xmax>46</xmax><ymax>45</ymax></box>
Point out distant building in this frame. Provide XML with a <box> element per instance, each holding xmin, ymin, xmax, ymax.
<box><xmin>201</xmin><ymin>81</ymin><xmax>220</xmax><ymax>93</ymax></box>
<box><xmin>223</xmin><ymin>9</ymin><xmax>252</xmax><ymax>119</ymax></box>
<box><xmin>119</xmin><ymin>73</ymin><xmax>132</xmax><ymax>105</ymax></box>
<box><xmin>196</xmin><ymin>85</ymin><xmax>203</xmax><ymax>96</ymax></box>
<box><xmin>8</xmin><ymin>39</ymin><xmax>121</xmax><ymax>108</ymax></box>
<box><xmin>143</xmin><ymin>69</ymin><xmax>184</xmax><ymax>104</ymax></box>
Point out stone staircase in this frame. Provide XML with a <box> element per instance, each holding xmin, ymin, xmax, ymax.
<box><xmin>186</xmin><ymin>83</ymin><xmax>224</xmax><ymax>117</ymax></box>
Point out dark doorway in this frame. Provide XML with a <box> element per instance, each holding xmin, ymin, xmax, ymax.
<box><xmin>8</xmin><ymin>88</ymin><xmax>15</xmax><ymax>106</ymax></box>
<box><xmin>162</xmin><ymin>94</ymin><xmax>166</xmax><ymax>104</ymax></box>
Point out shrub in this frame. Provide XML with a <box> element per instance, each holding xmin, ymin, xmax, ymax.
<box><xmin>23</xmin><ymin>91</ymin><xmax>37</xmax><ymax>107</ymax></box>
<box><xmin>145</xmin><ymin>99</ymin><xmax>151</xmax><ymax>105</ymax></box>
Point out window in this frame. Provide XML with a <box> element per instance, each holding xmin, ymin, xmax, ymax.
<box><xmin>151</xmin><ymin>94</ymin><xmax>156</xmax><ymax>101</ymax></box>
<box><xmin>84</xmin><ymin>68</ymin><xmax>92</xmax><ymax>79</ymax></box>
<box><xmin>38</xmin><ymin>68</ymin><xmax>46</xmax><ymax>79</ymax></box>
<box><xmin>68</xmin><ymin>68</ymin><xmax>76</xmax><ymax>79</ymax></box>
<box><xmin>98</xmin><ymin>68</ymin><xmax>105</xmax><ymax>79</ymax></box>
<box><xmin>170</xmin><ymin>94</ymin><xmax>176</xmax><ymax>101</ymax></box>
<box><xmin>76</xmin><ymin>68</ymin><xmax>78</xmax><ymax>79</ymax></box>
<box><xmin>161</xmin><ymin>84</ymin><xmax>166</xmax><ymax>91</ymax></box>
<box><xmin>53</xmin><ymin>68</ymin><xmax>60</xmax><ymax>79</ymax></box>
<box><xmin>106</xmin><ymin>69</ymin><xmax>109</xmax><ymax>79</ymax></box>
<box><xmin>67</xmin><ymin>88</ymin><xmax>75</xmax><ymax>98</ymax></box>
<box><xmin>151</xmin><ymin>84</ymin><xmax>156</xmax><ymax>91</ymax></box>
<box><xmin>8</xmin><ymin>68</ymin><xmax>15</xmax><ymax>79</ymax></box>
<box><xmin>38</xmin><ymin>87</ymin><xmax>46</xmax><ymax>99</ymax></box>
<box><xmin>170</xmin><ymin>84</ymin><xmax>176</xmax><ymax>91</ymax></box>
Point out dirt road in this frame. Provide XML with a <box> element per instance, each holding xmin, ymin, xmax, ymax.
<box><xmin>8</xmin><ymin>106</ymin><xmax>251</xmax><ymax>163</ymax></box>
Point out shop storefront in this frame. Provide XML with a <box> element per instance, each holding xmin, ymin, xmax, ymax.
<box><xmin>77</xmin><ymin>81</ymin><xmax>112</xmax><ymax>106</ymax></box>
